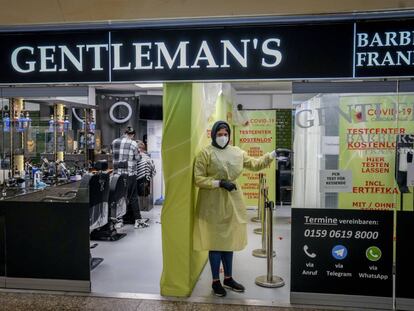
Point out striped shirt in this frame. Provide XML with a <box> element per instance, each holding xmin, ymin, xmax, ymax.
<box><xmin>136</xmin><ymin>152</ymin><xmax>156</xmax><ymax>181</ymax></box>
<box><xmin>111</xmin><ymin>135</ymin><xmax>141</xmax><ymax>176</ymax></box>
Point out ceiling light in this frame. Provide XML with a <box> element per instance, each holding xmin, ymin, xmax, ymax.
<box><xmin>135</xmin><ymin>83</ymin><xmax>163</xmax><ymax>88</ymax></box>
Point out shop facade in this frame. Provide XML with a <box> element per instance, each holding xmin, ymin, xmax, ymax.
<box><xmin>1</xmin><ymin>11</ymin><xmax>414</xmax><ymax>310</ymax></box>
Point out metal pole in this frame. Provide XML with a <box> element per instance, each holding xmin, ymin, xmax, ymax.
<box><xmin>9</xmin><ymin>99</ymin><xmax>13</xmax><ymax>177</ymax></box>
<box><xmin>252</xmin><ymin>186</ymin><xmax>275</xmax><ymax>258</ymax></box>
<box><xmin>84</xmin><ymin>109</ymin><xmax>88</xmax><ymax>168</ymax></box>
<box><xmin>254</xmin><ymin>178</ymin><xmax>266</xmax><ymax>235</ymax></box>
<box><xmin>261</xmin><ymin>188</ymin><xmax>267</xmax><ymax>249</ymax></box>
<box><xmin>266</xmin><ymin>201</ymin><xmax>274</xmax><ymax>280</ymax></box>
<box><xmin>251</xmin><ymin>173</ymin><xmax>262</xmax><ymax>222</ymax></box>
<box><xmin>255</xmin><ymin>200</ymin><xmax>285</xmax><ymax>288</ymax></box>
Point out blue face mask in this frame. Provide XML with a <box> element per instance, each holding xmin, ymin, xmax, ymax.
<box><xmin>216</xmin><ymin>135</ymin><xmax>229</xmax><ymax>148</ymax></box>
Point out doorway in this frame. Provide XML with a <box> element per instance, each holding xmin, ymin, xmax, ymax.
<box><xmin>87</xmin><ymin>81</ymin><xmax>294</xmax><ymax>305</ymax></box>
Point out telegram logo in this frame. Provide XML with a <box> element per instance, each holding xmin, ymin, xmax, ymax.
<box><xmin>332</xmin><ymin>245</ymin><xmax>348</xmax><ymax>260</ymax></box>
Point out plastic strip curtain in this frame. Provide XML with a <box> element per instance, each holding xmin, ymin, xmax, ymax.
<box><xmin>292</xmin><ymin>96</ymin><xmax>323</xmax><ymax>208</ymax></box>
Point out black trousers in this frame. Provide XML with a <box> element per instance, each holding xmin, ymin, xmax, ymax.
<box><xmin>137</xmin><ymin>177</ymin><xmax>150</xmax><ymax>196</ymax></box>
<box><xmin>124</xmin><ymin>175</ymin><xmax>142</xmax><ymax>222</ymax></box>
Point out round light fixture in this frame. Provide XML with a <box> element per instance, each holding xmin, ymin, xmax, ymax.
<box><xmin>109</xmin><ymin>101</ymin><xmax>132</xmax><ymax>124</ymax></box>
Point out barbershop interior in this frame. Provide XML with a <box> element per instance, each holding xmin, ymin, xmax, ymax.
<box><xmin>1</xmin><ymin>79</ymin><xmax>410</xmax><ymax>304</ymax></box>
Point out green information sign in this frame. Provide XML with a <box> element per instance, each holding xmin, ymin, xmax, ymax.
<box><xmin>235</xmin><ymin>110</ymin><xmax>276</xmax><ymax>206</ymax></box>
<box><xmin>338</xmin><ymin>95</ymin><xmax>414</xmax><ymax>211</ymax></box>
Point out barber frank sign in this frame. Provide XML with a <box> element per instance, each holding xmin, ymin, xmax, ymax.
<box><xmin>354</xmin><ymin>20</ymin><xmax>414</xmax><ymax>78</ymax></box>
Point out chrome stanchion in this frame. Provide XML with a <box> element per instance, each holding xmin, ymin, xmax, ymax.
<box><xmin>255</xmin><ymin>200</ymin><xmax>285</xmax><ymax>288</ymax></box>
<box><xmin>251</xmin><ymin>173</ymin><xmax>263</xmax><ymax>223</ymax></box>
<box><xmin>252</xmin><ymin>187</ymin><xmax>276</xmax><ymax>258</ymax></box>
<box><xmin>253</xmin><ymin>178</ymin><xmax>266</xmax><ymax>235</ymax></box>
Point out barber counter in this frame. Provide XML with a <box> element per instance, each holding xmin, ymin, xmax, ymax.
<box><xmin>0</xmin><ymin>181</ymin><xmax>91</xmax><ymax>292</ymax></box>
<box><xmin>0</xmin><ymin>159</ymin><xmax>128</xmax><ymax>292</ymax></box>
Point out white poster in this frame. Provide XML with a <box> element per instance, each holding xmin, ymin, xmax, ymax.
<box><xmin>320</xmin><ymin>170</ymin><xmax>353</xmax><ymax>193</ymax></box>
<box><xmin>147</xmin><ymin>120</ymin><xmax>164</xmax><ymax>204</ymax></box>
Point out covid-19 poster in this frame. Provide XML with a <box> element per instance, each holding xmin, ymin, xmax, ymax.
<box><xmin>338</xmin><ymin>95</ymin><xmax>414</xmax><ymax>211</ymax></box>
<box><xmin>235</xmin><ymin>110</ymin><xmax>276</xmax><ymax>206</ymax></box>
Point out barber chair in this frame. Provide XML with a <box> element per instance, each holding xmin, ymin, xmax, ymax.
<box><xmin>90</xmin><ymin>161</ymin><xmax>128</xmax><ymax>241</ymax></box>
<box><xmin>87</xmin><ymin>160</ymin><xmax>110</xmax><ymax>229</ymax></box>
<box><xmin>87</xmin><ymin>160</ymin><xmax>110</xmax><ymax>269</ymax></box>
<box><xmin>41</xmin><ymin>160</ymin><xmax>110</xmax><ymax>270</ymax></box>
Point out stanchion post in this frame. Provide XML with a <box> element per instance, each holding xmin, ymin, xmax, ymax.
<box><xmin>255</xmin><ymin>200</ymin><xmax>285</xmax><ymax>288</ymax></box>
<box><xmin>251</xmin><ymin>173</ymin><xmax>263</xmax><ymax>223</ymax></box>
<box><xmin>252</xmin><ymin>185</ymin><xmax>275</xmax><ymax>258</ymax></box>
<box><xmin>266</xmin><ymin>201</ymin><xmax>274</xmax><ymax>279</ymax></box>
<box><xmin>253</xmin><ymin>178</ymin><xmax>266</xmax><ymax>235</ymax></box>
<box><xmin>261</xmin><ymin>187</ymin><xmax>267</xmax><ymax>249</ymax></box>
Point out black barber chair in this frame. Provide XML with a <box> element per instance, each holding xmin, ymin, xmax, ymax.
<box><xmin>41</xmin><ymin>160</ymin><xmax>110</xmax><ymax>270</ymax></box>
<box><xmin>90</xmin><ymin>161</ymin><xmax>128</xmax><ymax>241</ymax></box>
<box><xmin>87</xmin><ymin>160</ymin><xmax>110</xmax><ymax>270</ymax></box>
<box><xmin>87</xmin><ymin>160</ymin><xmax>110</xmax><ymax>231</ymax></box>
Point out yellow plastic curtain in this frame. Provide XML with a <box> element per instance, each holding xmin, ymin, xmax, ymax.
<box><xmin>160</xmin><ymin>83</ymin><xmax>208</xmax><ymax>296</ymax></box>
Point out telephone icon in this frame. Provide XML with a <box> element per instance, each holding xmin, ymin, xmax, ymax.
<box><xmin>366</xmin><ymin>246</ymin><xmax>381</xmax><ymax>261</ymax></box>
<box><xmin>303</xmin><ymin>245</ymin><xmax>317</xmax><ymax>258</ymax></box>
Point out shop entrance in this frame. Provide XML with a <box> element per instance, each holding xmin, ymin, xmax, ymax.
<box><xmin>86</xmin><ymin>81</ymin><xmax>294</xmax><ymax>303</ymax></box>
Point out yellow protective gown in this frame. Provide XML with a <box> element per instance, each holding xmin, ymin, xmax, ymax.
<box><xmin>193</xmin><ymin>144</ymin><xmax>274</xmax><ymax>251</ymax></box>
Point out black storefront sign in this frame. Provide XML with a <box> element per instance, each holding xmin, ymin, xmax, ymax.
<box><xmin>356</xmin><ymin>20</ymin><xmax>414</xmax><ymax>78</ymax></box>
<box><xmin>396</xmin><ymin>211</ymin><xmax>414</xmax><ymax>311</ymax></box>
<box><xmin>291</xmin><ymin>208</ymin><xmax>393</xmax><ymax>309</ymax></box>
<box><xmin>1</xmin><ymin>18</ymin><xmax>414</xmax><ymax>83</ymax></box>
<box><xmin>0</xmin><ymin>23</ymin><xmax>353</xmax><ymax>83</ymax></box>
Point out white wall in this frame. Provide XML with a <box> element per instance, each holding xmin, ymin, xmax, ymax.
<box><xmin>236</xmin><ymin>93</ymin><xmax>293</xmax><ymax>110</ymax></box>
<box><xmin>147</xmin><ymin>120</ymin><xmax>164</xmax><ymax>204</ymax></box>
<box><xmin>272</xmin><ymin>94</ymin><xmax>293</xmax><ymax>109</ymax></box>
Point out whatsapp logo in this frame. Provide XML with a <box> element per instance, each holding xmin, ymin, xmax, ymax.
<box><xmin>366</xmin><ymin>246</ymin><xmax>382</xmax><ymax>262</ymax></box>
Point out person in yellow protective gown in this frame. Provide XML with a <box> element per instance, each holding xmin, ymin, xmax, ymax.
<box><xmin>193</xmin><ymin>120</ymin><xmax>276</xmax><ymax>297</ymax></box>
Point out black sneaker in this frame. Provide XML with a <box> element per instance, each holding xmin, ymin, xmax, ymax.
<box><xmin>212</xmin><ymin>280</ymin><xmax>226</xmax><ymax>297</ymax></box>
<box><xmin>223</xmin><ymin>277</ymin><xmax>245</xmax><ymax>292</ymax></box>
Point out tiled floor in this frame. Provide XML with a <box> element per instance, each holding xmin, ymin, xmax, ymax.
<box><xmin>0</xmin><ymin>291</ymin><xmax>339</xmax><ymax>311</ymax></box>
<box><xmin>192</xmin><ymin>206</ymin><xmax>291</xmax><ymax>303</ymax></box>
<box><xmin>90</xmin><ymin>206</ymin><xmax>163</xmax><ymax>294</ymax></box>
<box><xmin>91</xmin><ymin>205</ymin><xmax>291</xmax><ymax>304</ymax></box>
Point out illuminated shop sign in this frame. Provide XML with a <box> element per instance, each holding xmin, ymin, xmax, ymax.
<box><xmin>10</xmin><ymin>40</ymin><xmax>281</xmax><ymax>73</ymax></box>
<box><xmin>1</xmin><ymin>19</ymin><xmax>414</xmax><ymax>83</ymax></box>
<box><xmin>355</xmin><ymin>20</ymin><xmax>414</xmax><ymax>77</ymax></box>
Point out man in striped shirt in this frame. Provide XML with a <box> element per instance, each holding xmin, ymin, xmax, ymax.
<box><xmin>112</xmin><ymin>127</ymin><xmax>147</xmax><ymax>229</ymax></box>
